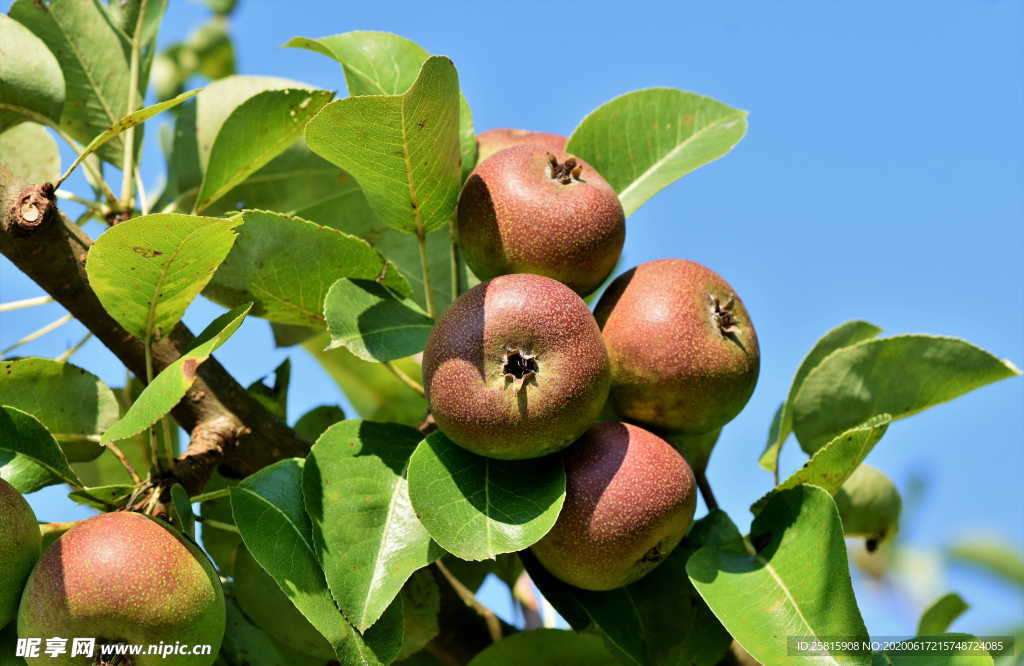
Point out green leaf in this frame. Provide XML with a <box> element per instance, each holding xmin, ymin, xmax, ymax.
<box><xmin>170</xmin><ymin>483</ymin><xmax>196</xmax><ymax>540</ymax></box>
<box><xmin>524</xmin><ymin>510</ymin><xmax>738</xmax><ymax>666</ymax></box>
<box><xmin>0</xmin><ymin>358</ymin><xmax>118</xmax><ymax>462</ymax></box>
<box><xmin>324</xmin><ymin>279</ymin><xmax>433</xmax><ymax>362</ymax></box>
<box><xmin>407</xmin><ymin>431</ymin><xmax>565</xmax><ymax>561</ymax></box>
<box><xmin>206</xmin><ymin>209</ymin><xmax>405</xmax><ymax>327</ymax></box>
<box><xmin>293</xmin><ymin>405</ymin><xmax>345</xmax><ymax>442</ymax></box>
<box><xmin>0</xmin><ymin>450</ymin><xmax>53</xmax><ymax>495</ymax></box>
<box><xmin>198</xmin><ymin>470</ymin><xmax>240</xmax><ymax>576</ymax></box>
<box><xmin>302</xmin><ymin>334</ymin><xmax>427</xmax><ymax>427</ymax></box>
<box><xmin>468</xmin><ymin>630</ymin><xmax>619</xmax><ymax>666</ymax></box>
<box><xmin>566</xmin><ymin>88</ymin><xmax>747</xmax><ymax>217</ymax></box>
<box><xmin>285</xmin><ymin>32</ymin><xmax>430</xmax><ymax>96</ymax></box>
<box><xmin>74</xmin><ymin>378</ymin><xmax>178</xmax><ymax>487</ymax></box>
<box><xmin>688</xmin><ymin>486</ymin><xmax>871</xmax><ymax>666</ymax></box>
<box><xmin>759</xmin><ymin>320</ymin><xmax>883</xmax><ymax>473</ymax></box>
<box><xmin>285</xmin><ymin>31</ymin><xmax>476</xmax><ymax>182</ymax></box>
<box><xmin>230</xmin><ymin>458</ymin><xmax>402</xmax><ymax>665</ymax></box>
<box><xmin>0</xmin><ymin>123</ymin><xmax>60</xmax><ymax>186</ymax></box>
<box><xmin>305</xmin><ymin>56</ymin><xmax>462</xmax><ymax>236</ymax></box>
<box><xmin>62</xmin><ymin>88</ymin><xmax>200</xmax><ymax>183</ymax></box>
<box><xmin>10</xmin><ymin>0</ymin><xmax>132</xmax><ymax>166</ymax></box>
<box><xmin>303</xmin><ymin>420</ymin><xmax>442</xmax><ymax>631</ymax></box>
<box><xmin>195</xmin><ymin>88</ymin><xmax>333</xmax><ymax>213</ymax></box>
<box><xmin>397</xmin><ymin>569</ymin><xmax>441</xmax><ymax>661</ymax></box>
<box><xmin>917</xmin><ymin>593</ymin><xmax>969</xmax><ymax>636</ymax></box>
<box><xmin>196</xmin><ymin>75</ymin><xmax>316</xmax><ymax>171</ymax></box>
<box><xmin>792</xmin><ymin>335</ymin><xmax>1021</xmax><ymax>455</ymax></box>
<box><xmin>87</xmin><ymin>213</ymin><xmax>242</xmax><ymax>342</ymax></box>
<box><xmin>0</xmin><ymin>13</ymin><xmax>64</xmax><ymax>130</ymax></box>
<box><xmin>0</xmin><ymin>406</ymin><xmax>82</xmax><ymax>489</ymax></box>
<box><xmin>246</xmin><ymin>358</ymin><xmax>291</xmax><ymax>421</ymax></box>
<box><xmin>221</xmin><ymin>590</ymin><xmax>327</xmax><ymax>666</ymax></box>
<box><xmin>947</xmin><ymin>537</ymin><xmax>1024</xmax><ymax>589</ymax></box>
<box><xmin>67</xmin><ymin>484</ymin><xmax>134</xmax><ymax>510</ymax></box>
<box><xmin>101</xmin><ymin>304</ymin><xmax>250</xmax><ymax>443</ymax></box>
<box><xmin>751</xmin><ymin>415</ymin><xmax>892</xmax><ymax>514</ymax></box>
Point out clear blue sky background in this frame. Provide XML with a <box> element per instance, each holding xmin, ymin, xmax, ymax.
<box><xmin>3</xmin><ymin>0</ymin><xmax>1022</xmax><ymax>643</ymax></box>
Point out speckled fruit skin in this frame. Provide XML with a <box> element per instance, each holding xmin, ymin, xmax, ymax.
<box><xmin>532</xmin><ymin>422</ymin><xmax>697</xmax><ymax>591</ymax></box>
<box><xmin>457</xmin><ymin>145</ymin><xmax>626</xmax><ymax>297</ymax></box>
<box><xmin>17</xmin><ymin>512</ymin><xmax>224</xmax><ymax>666</ymax></box>
<box><xmin>0</xmin><ymin>479</ymin><xmax>40</xmax><ymax>629</ymax></box>
<box><xmin>476</xmin><ymin>128</ymin><xmax>567</xmax><ymax>162</ymax></box>
<box><xmin>423</xmin><ymin>274</ymin><xmax>610</xmax><ymax>460</ymax></box>
<box><xmin>232</xmin><ymin>545</ymin><xmax>333</xmax><ymax>660</ymax></box>
<box><xmin>595</xmin><ymin>259</ymin><xmax>760</xmax><ymax>434</ymax></box>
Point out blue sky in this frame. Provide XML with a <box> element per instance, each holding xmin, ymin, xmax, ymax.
<box><xmin>3</xmin><ymin>0</ymin><xmax>1022</xmax><ymax>642</ymax></box>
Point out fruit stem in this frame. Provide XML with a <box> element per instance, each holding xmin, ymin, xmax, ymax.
<box><xmin>449</xmin><ymin>224</ymin><xmax>463</xmax><ymax>302</ymax></box>
<box><xmin>695</xmin><ymin>468</ymin><xmax>720</xmax><ymax>512</ymax></box>
<box><xmin>435</xmin><ymin>560</ymin><xmax>503</xmax><ymax>642</ymax></box>
<box><xmin>194</xmin><ymin>516</ymin><xmax>240</xmax><ymax>534</ymax></box>
<box><xmin>105</xmin><ymin>441</ymin><xmax>142</xmax><ymax>485</ymax></box>
<box><xmin>384</xmin><ymin>361</ymin><xmax>425</xmax><ymax>396</ymax></box>
<box><xmin>416</xmin><ymin>230</ymin><xmax>438</xmax><ymax>318</ymax></box>
<box><xmin>190</xmin><ymin>488</ymin><xmax>230</xmax><ymax>504</ymax></box>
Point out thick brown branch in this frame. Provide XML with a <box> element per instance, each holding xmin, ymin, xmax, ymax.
<box><xmin>0</xmin><ymin>185</ymin><xmax>308</xmax><ymax>493</ymax></box>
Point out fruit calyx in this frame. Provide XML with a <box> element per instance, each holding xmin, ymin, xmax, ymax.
<box><xmin>709</xmin><ymin>293</ymin><xmax>740</xmax><ymax>337</ymax></box>
<box><xmin>546</xmin><ymin>153</ymin><xmax>584</xmax><ymax>184</ymax></box>
<box><xmin>502</xmin><ymin>347</ymin><xmax>539</xmax><ymax>390</ymax></box>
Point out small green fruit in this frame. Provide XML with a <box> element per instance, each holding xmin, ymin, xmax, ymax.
<box><xmin>532</xmin><ymin>422</ymin><xmax>697</xmax><ymax>590</ymax></box>
<box><xmin>835</xmin><ymin>464</ymin><xmax>902</xmax><ymax>549</ymax></box>
<box><xmin>0</xmin><ymin>478</ymin><xmax>40</xmax><ymax>629</ymax></box>
<box><xmin>423</xmin><ymin>274</ymin><xmax>610</xmax><ymax>459</ymax></box>
<box><xmin>595</xmin><ymin>259</ymin><xmax>760</xmax><ymax>434</ymax></box>
<box><xmin>17</xmin><ymin>512</ymin><xmax>224</xmax><ymax>666</ymax></box>
<box><xmin>476</xmin><ymin>128</ymin><xmax>567</xmax><ymax>162</ymax></box>
<box><xmin>457</xmin><ymin>145</ymin><xmax>626</xmax><ymax>296</ymax></box>
<box><xmin>232</xmin><ymin>545</ymin><xmax>334</xmax><ymax>660</ymax></box>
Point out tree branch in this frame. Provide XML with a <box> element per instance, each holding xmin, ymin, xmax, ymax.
<box><xmin>1</xmin><ymin>184</ymin><xmax>308</xmax><ymax>493</ymax></box>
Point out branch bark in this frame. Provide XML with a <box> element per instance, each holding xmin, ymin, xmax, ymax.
<box><xmin>1</xmin><ymin>185</ymin><xmax>307</xmax><ymax>493</ymax></box>
<box><xmin>2</xmin><ymin>184</ymin><xmax>504</xmax><ymax>663</ymax></box>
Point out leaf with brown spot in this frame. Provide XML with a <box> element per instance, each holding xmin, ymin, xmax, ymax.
<box><xmin>87</xmin><ymin>213</ymin><xmax>242</xmax><ymax>343</ymax></box>
<box><xmin>101</xmin><ymin>304</ymin><xmax>251</xmax><ymax>444</ymax></box>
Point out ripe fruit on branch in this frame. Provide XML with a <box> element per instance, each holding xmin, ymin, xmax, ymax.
<box><xmin>531</xmin><ymin>422</ymin><xmax>697</xmax><ymax>590</ymax></box>
<box><xmin>476</xmin><ymin>128</ymin><xmax>567</xmax><ymax>162</ymax></box>
<box><xmin>0</xmin><ymin>479</ymin><xmax>40</xmax><ymax>630</ymax></box>
<box><xmin>834</xmin><ymin>464</ymin><xmax>902</xmax><ymax>551</ymax></box>
<box><xmin>595</xmin><ymin>258</ymin><xmax>760</xmax><ymax>434</ymax></box>
<box><xmin>17</xmin><ymin>512</ymin><xmax>224</xmax><ymax>665</ymax></box>
<box><xmin>457</xmin><ymin>145</ymin><xmax>626</xmax><ymax>297</ymax></box>
<box><xmin>423</xmin><ymin>274</ymin><xmax>610</xmax><ymax>460</ymax></box>
<box><xmin>232</xmin><ymin>545</ymin><xmax>333</xmax><ymax>659</ymax></box>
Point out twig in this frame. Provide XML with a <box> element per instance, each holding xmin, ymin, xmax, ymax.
<box><xmin>54</xmin><ymin>332</ymin><xmax>92</xmax><ymax>362</ymax></box>
<box><xmin>135</xmin><ymin>167</ymin><xmax>150</xmax><ymax>216</ymax></box>
<box><xmin>104</xmin><ymin>441</ymin><xmax>142</xmax><ymax>485</ymax></box>
<box><xmin>384</xmin><ymin>360</ymin><xmax>425</xmax><ymax>396</ymax></box>
<box><xmin>189</xmin><ymin>488</ymin><xmax>230</xmax><ymax>504</ymax></box>
<box><xmin>417</xmin><ymin>230</ymin><xmax>438</xmax><ymax>318</ymax></box>
<box><xmin>513</xmin><ymin>573</ymin><xmax>543</xmax><ymax>630</ymax></box>
<box><xmin>0</xmin><ymin>294</ymin><xmax>53</xmax><ymax>312</ymax></box>
<box><xmin>2</xmin><ymin>313</ymin><xmax>73</xmax><ymax>356</ymax></box>
<box><xmin>195</xmin><ymin>516</ymin><xmax>240</xmax><ymax>534</ymax></box>
<box><xmin>435</xmin><ymin>560</ymin><xmax>503</xmax><ymax>642</ymax></box>
<box><xmin>119</xmin><ymin>0</ymin><xmax>148</xmax><ymax>208</ymax></box>
<box><xmin>55</xmin><ymin>189</ymin><xmax>107</xmax><ymax>214</ymax></box>
<box><xmin>695</xmin><ymin>468</ymin><xmax>719</xmax><ymax>512</ymax></box>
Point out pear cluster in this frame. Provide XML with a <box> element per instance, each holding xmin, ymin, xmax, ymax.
<box><xmin>424</xmin><ymin>130</ymin><xmax>761</xmax><ymax>590</ymax></box>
